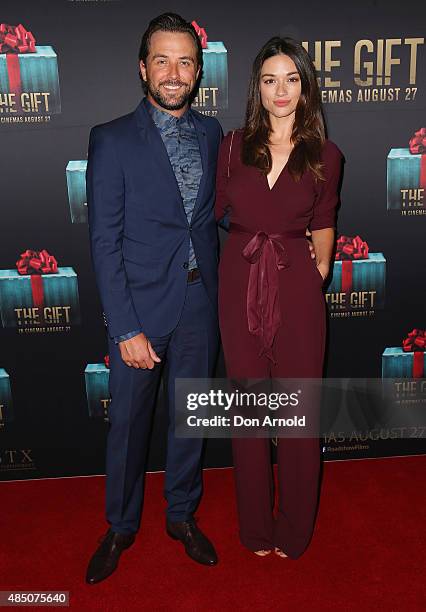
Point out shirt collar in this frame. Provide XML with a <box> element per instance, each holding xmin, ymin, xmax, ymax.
<box><xmin>144</xmin><ymin>96</ymin><xmax>192</xmax><ymax>131</ymax></box>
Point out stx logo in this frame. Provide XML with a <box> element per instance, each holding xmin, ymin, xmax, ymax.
<box><xmin>0</xmin><ymin>449</ymin><xmax>33</xmax><ymax>465</ymax></box>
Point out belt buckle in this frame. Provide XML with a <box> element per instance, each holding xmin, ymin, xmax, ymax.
<box><xmin>188</xmin><ymin>268</ymin><xmax>199</xmax><ymax>283</ymax></box>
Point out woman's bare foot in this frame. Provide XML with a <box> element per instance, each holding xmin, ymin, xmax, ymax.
<box><xmin>274</xmin><ymin>547</ymin><xmax>288</xmax><ymax>558</ymax></box>
<box><xmin>254</xmin><ymin>549</ymin><xmax>271</xmax><ymax>556</ymax></box>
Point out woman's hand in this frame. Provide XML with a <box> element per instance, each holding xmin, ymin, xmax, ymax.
<box><xmin>311</xmin><ymin>227</ymin><xmax>334</xmax><ymax>281</ymax></box>
<box><xmin>305</xmin><ymin>228</ymin><xmax>316</xmax><ymax>259</ymax></box>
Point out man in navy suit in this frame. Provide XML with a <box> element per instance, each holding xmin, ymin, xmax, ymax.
<box><xmin>85</xmin><ymin>13</ymin><xmax>221</xmax><ymax>584</ymax></box>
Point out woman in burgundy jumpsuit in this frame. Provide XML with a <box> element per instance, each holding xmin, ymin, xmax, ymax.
<box><xmin>215</xmin><ymin>37</ymin><xmax>343</xmax><ymax>559</ymax></box>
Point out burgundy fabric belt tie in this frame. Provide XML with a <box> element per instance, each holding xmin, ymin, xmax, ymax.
<box><xmin>229</xmin><ymin>222</ymin><xmax>306</xmax><ymax>364</ymax></box>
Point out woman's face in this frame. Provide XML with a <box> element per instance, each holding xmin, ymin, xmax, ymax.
<box><xmin>259</xmin><ymin>53</ymin><xmax>302</xmax><ymax>120</ymax></box>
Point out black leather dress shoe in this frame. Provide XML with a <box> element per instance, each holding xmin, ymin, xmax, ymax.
<box><xmin>166</xmin><ymin>519</ymin><xmax>218</xmax><ymax>566</ymax></box>
<box><xmin>85</xmin><ymin>529</ymin><xmax>135</xmax><ymax>585</ymax></box>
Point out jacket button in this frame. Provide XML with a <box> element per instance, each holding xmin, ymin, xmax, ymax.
<box><xmin>183</xmin><ymin>262</ymin><xmax>189</xmax><ymax>269</ymax></box>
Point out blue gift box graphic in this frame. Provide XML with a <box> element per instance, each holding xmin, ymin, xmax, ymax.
<box><xmin>192</xmin><ymin>41</ymin><xmax>228</xmax><ymax>111</ymax></box>
<box><xmin>387</xmin><ymin>148</ymin><xmax>425</xmax><ymax>210</ymax></box>
<box><xmin>0</xmin><ymin>368</ymin><xmax>13</xmax><ymax>425</ymax></box>
<box><xmin>66</xmin><ymin>161</ymin><xmax>88</xmax><ymax>224</ymax></box>
<box><xmin>327</xmin><ymin>253</ymin><xmax>386</xmax><ymax>309</ymax></box>
<box><xmin>0</xmin><ymin>46</ymin><xmax>61</xmax><ymax>115</ymax></box>
<box><xmin>0</xmin><ymin>266</ymin><xmax>80</xmax><ymax>328</ymax></box>
<box><xmin>382</xmin><ymin>330</ymin><xmax>426</xmax><ymax>378</ymax></box>
<box><xmin>382</xmin><ymin>348</ymin><xmax>425</xmax><ymax>378</ymax></box>
<box><xmin>84</xmin><ymin>364</ymin><xmax>110</xmax><ymax>419</ymax></box>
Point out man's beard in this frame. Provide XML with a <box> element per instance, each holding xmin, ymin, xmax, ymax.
<box><xmin>146</xmin><ymin>78</ymin><xmax>193</xmax><ymax>111</ymax></box>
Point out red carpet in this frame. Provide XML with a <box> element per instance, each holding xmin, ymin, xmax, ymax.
<box><xmin>1</xmin><ymin>456</ymin><xmax>425</xmax><ymax>611</ymax></box>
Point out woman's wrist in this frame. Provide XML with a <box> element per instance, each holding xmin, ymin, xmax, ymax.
<box><xmin>316</xmin><ymin>261</ymin><xmax>330</xmax><ymax>280</ymax></box>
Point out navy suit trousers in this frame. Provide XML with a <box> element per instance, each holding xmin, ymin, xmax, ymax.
<box><xmin>105</xmin><ymin>277</ymin><xmax>219</xmax><ymax>534</ymax></box>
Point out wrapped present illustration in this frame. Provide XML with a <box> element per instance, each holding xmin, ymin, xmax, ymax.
<box><xmin>66</xmin><ymin>160</ymin><xmax>88</xmax><ymax>224</ymax></box>
<box><xmin>387</xmin><ymin>128</ymin><xmax>426</xmax><ymax>211</ymax></box>
<box><xmin>0</xmin><ymin>23</ymin><xmax>61</xmax><ymax>115</ymax></box>
<box><xmin>191</xmin><ymin>21</ymin><xmax>228</xmax><ymax>111</ymax></box>
<box><xmin>382</xmin><ymin>329</ymin><xmax>426</xmax><ymax>379</ymax></box>
<box><xmin>326</xmin><ymin>235</ymin><xmax>386</xmax><ymax>310</ymax></box>
<box><xmin>0</xmin><ymin>368</ymin><xmax>13</xmax><ymax>425</ymax></box>
<box><xmin>84</xmin><ymin>356</ymin><xmax>111</xmax><ymax>419</ymax></box>
<box><xmin>0</xmin><ymin>249</ymin><xmax>80</xmax><ymax>328</ymax></box>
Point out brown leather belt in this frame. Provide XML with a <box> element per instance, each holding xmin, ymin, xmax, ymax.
<box><xmin>187</xmin><ymin>267</ymin><xmax>201</xmax><ymax>283</ymax></box>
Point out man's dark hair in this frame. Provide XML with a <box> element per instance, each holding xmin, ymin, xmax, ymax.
<box><xmin>139</xmin><ymin>12</ymin><xmax>203</xmax><ymax>75</ymax></box>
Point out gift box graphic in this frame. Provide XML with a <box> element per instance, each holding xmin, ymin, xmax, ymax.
<box><xmin>0</xmin><ymin>23</ymin><xmax>61</xmax><ymax>115</ymax></box>
<box><xmin>0</xmin><ymin>368</ymin><xmax>13</xmax><ymax>424</ymax></box>
<box><xmin>0</xmin><ymin>250</ymin><xmax>80</xmax><ymax>328</ymax></box>
<box><xmin>382</xmin><ymin>329</ymin><xmax>425</xmax><ymax>379</ymax></box>
<box><xmin>327</xmin><ymin>235</ymin><xmax>386</xmax><ymax>309</ymax></box>
<box><xmin>84</xmin><ymin>357</ymin><xmax>110</xmax><ymax>418</ymax></box>
<box><xmin>191</xmin><ymin>21</ymin><xmax>228</xmax><ymax>110</ymax></box>
<box><xmin>66</xmin><ymin>161</ymin><xmax>88</xmax><ymax>224</ymax></box>
<box><xmin>387</xmin><ymin>128</ymin><xmax>426</xmax><ymax>210</ymax></box>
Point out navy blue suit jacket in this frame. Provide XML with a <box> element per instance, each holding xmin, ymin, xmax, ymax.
<box><xmin>86</xmin><ymin>100</ymin><xmax>222</xmax><ymax>339</ymax></box>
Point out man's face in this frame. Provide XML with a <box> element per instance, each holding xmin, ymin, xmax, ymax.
<box><xmin>140</xmin><ymin>30</ymin><xmax>200</xmax><ymax>113</ymax></box>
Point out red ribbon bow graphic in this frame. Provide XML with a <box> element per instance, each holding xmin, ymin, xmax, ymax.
<box><xmin>409</xmin><ymin>128</ymin><xmax>426</xmax><ymax>189</ymax></box>
<box><xmin>402</xmin><ymin>329</ymin><xmax>425</xmax><ymax>379</ymax></box>
<box><xmin>335</xmin><ymin>235</ymin><xmax>369</xmax><ymax>293</ymax></box>
<box><xmin>16</xmin><ymin>249</ymin><xmax>58</xmax><ymax>275</ymax></box>
<box><xmin>0</xmin><ymin>23</ymin><xmax>36</xmax><ymax>99</ymax></box>
<box><xmin>0</xmin><ymin>23</ymin><xmax>36</xmax><ymax>53</ymax></box>
<box><xmin>402</xmin><ymin>329</ymin><xmax>426</xmax><ymax>352</ymax></box>
<box><xmin>191</xmin><ymin>21</ymin><xmax>208</xmax><ymax>49</ymax></box>
<box><xmin>335</xmin><ymin>235</ymin><xmax>369</xmax><ymax>260</ymax></box>
<box><xmin>409</xmin><ymin>128</ymin><xmax>426</xmax><ymax>155</ymax></box>
<box><xmin>0</xmin><ymin>23</ymin><xmax>36</xmax><ymax>98</ymax></box>
<box><xmin>16</xmin><ymin>249</ymin><xmax>58</xmax><ymax>311</ymax></box>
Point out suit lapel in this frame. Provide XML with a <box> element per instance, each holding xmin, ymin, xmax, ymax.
<box><xmin>134</xmin><ymin>100</ymin><xmax>184</xmax><ymax>212</ymax></box>
<box><xmin>190</xmin><ymin>110</ymin><xmax>208</xmax><ymax>222</ymax></box>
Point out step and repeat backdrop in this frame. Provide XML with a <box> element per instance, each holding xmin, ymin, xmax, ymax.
<box><xmin>0</xmin><ymin>0</ymin><xmax>425</xmax><ymax>479</ymax></box>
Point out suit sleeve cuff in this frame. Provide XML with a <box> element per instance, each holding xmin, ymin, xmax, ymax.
<box><xmin>113</xmin><ymin>329</ymin><xmax>143</xmax><ymax>344</ymax></box>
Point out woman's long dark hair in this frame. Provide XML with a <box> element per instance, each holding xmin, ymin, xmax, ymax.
<box><xmin>242</xmin><ymin>37</ymin><xmax>326</xmax><ymax>182</ymax></box>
